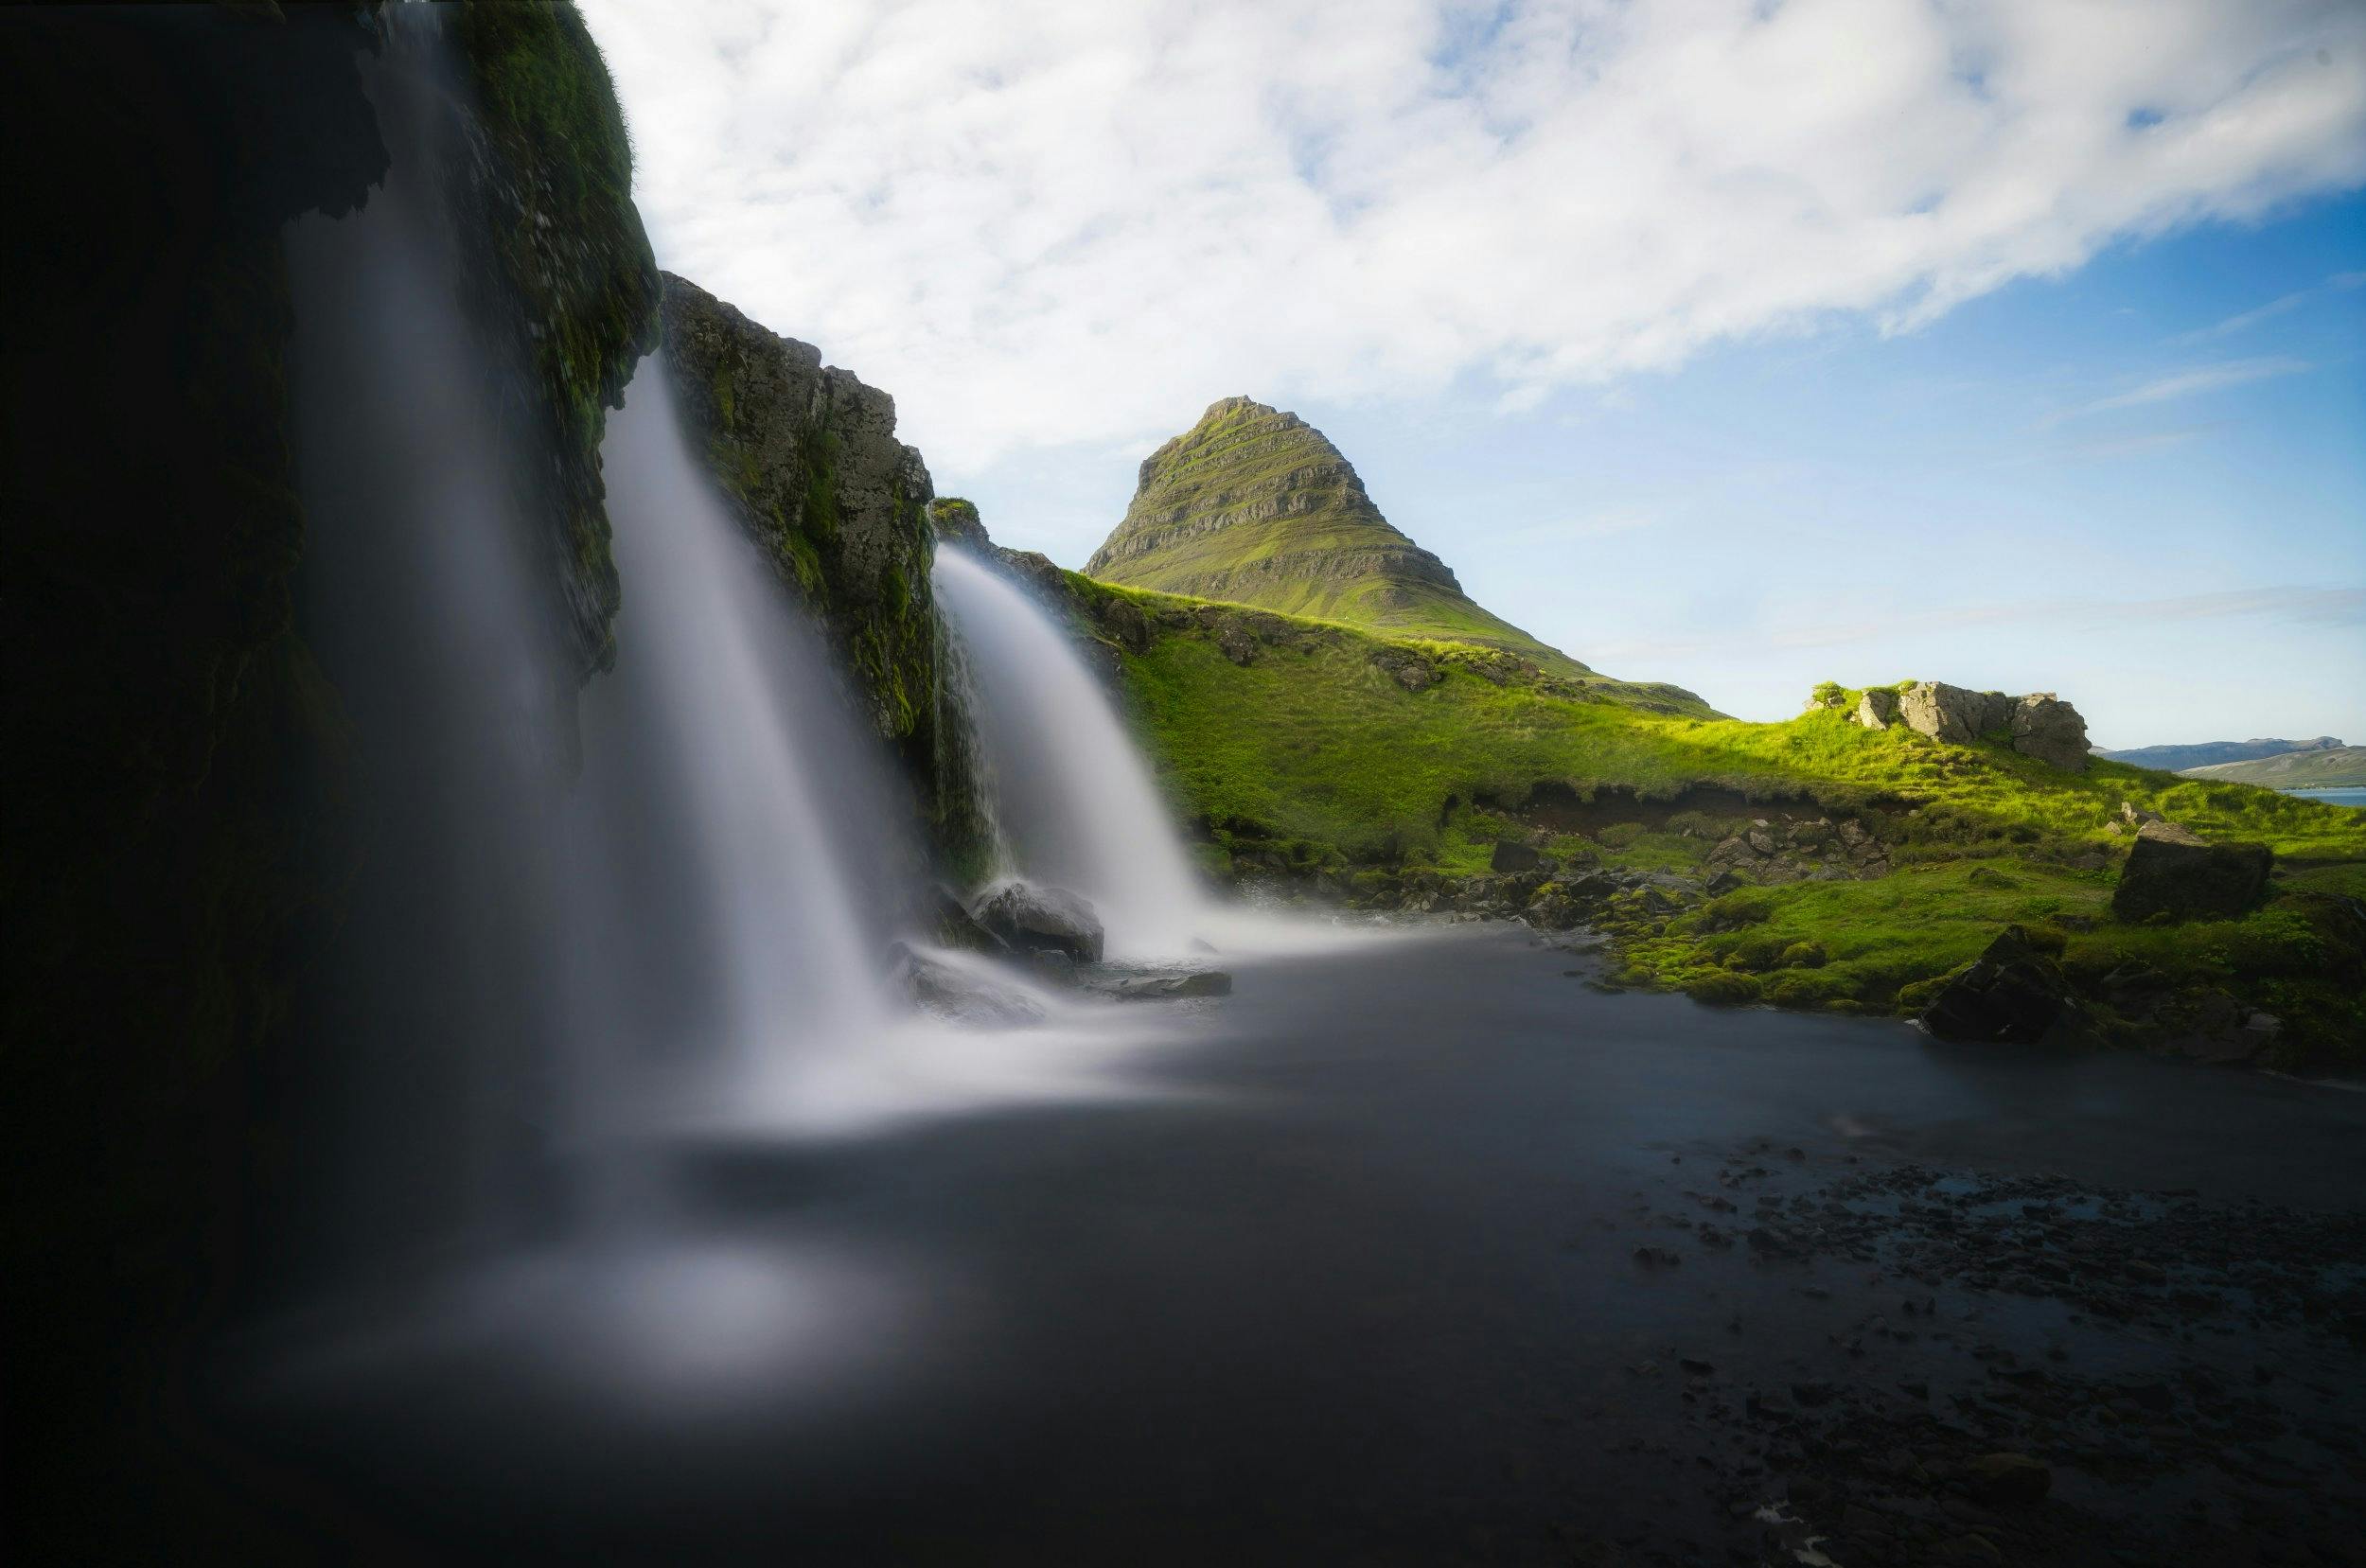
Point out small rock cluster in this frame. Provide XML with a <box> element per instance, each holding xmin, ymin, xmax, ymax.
<box><xmin>1704</xmin><ymin>815</ymin><xmax>1892</xmax><ymax>886</ymax></box>
<box><xmin>1850</xmin><ymin>681</ymin><xmax>2092</xmax><ymax>771</ymax></box>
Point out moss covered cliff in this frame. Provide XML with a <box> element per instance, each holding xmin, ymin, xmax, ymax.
<box><xmin>660</xmin><ymin>273</ymin><xmax>985</xmax><ymax>862</ymax></box>
<box><xmin>452</xmin><ymin>0</ymin><xmax>660</xmax><ymax>675</ymax></box>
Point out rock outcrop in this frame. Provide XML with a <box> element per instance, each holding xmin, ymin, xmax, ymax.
<box><xmin>890</xmin><ymin>943</ymin><xmax>1047</xmax><ymax>1029</ymax></box>
<box><xmin>971</xmin><ymin>881</ymin><xmax>1107</xmax><ymax>964</ymax></box>
<box><xmin>2110</xmin><ymin>821</ymin><xmax>2273</xmax><ymax>923</ymax></box>
<box><xmin>1919</xmin><ymin>928</ymin><xmax>2082</xmax><ymax>1044</ymax></box>
<box><xmin>661</xmin><ymin>273</ymin><xmax>938</xmax><ymax>750</ymax></box>
<box><xmin>1855</xmin><ymin>681</ymin><xmax>2091</xmax><ymax>771</ymax></box>
<box><xmin>2009</xmin><ymin>695</ymin><xmax>2090</xmax><ymax>770</ymax></box>
<box><xmin>1898</xmin><ymin>682</ymin><xmax>2014</xmax><ymax>745</ymax></box>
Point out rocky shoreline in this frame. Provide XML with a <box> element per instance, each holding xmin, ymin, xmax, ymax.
<box><xmin>1562</xmin><ymin>1134</ymin><xmax>2366</xmax><ymax>1567</ymax></box>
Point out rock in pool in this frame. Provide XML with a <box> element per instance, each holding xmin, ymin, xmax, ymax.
<box><xmin>970</xmin><ymin>880</ymin><xmax>1106</xmax><ymax>963</ymax></box>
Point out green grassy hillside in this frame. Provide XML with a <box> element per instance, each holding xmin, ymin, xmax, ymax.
<box><xmin>2183</xmin><ymin>746</ymin><xmax>2366</xmax><ymax>788</ymax></box>
<box><xmin>1084</xmin><ymin>396</ymin><xmax>1682</xmax><ymax>694</ymax></box>
<box><xmin>1055</xmin><ymin>572</ymin><xmax>2366</xmax><ymax>1066</ymax></box>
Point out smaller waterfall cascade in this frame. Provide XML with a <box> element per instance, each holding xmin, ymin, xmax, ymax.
<box><xmin>931</xmin><ymin>548</ymin><xmax>1209</xmax><ymax>958</ymax></box>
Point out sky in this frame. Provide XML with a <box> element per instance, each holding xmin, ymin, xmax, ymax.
<box><xmin>578</xmin><ymin>0</ymin><xmax>2366</xmax><ymax>744</ymax></box>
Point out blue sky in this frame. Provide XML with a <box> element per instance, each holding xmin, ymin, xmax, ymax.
<box><xmin>951</xmin><ymin>195</ymin><xmax>2365</xmax><ymax>742</ymax></box>
<box><xmin>1261</xmin><ymin>200</ymin><xmax>2366</xmax><ymax>741</ymax></box>
<box><xmin>583</xmin><ymin>0</ymin><xmax>2366</xmax><ymax>744</ymax></box>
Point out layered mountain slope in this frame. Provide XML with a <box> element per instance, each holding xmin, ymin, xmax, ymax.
<box><xmin>1086</xmin><ymin>396</ymin><xmax>1691</xmax><ymax>702</ymax></box>
<box><xmin>2097</xmin><ymin>736</ymin><xmax>2343</xmax><ymax>773</ymax></box>
<box><xmin>2183</xmin><ymin>746</ymin><xmax>2366</xmax><ymax>788</ymax></box>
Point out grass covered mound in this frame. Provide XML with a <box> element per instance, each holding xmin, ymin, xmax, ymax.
<box><xmin>1051</xmin><ymin>573</ymin><xmax>2366</xmax><ymax>1067</ymax></box>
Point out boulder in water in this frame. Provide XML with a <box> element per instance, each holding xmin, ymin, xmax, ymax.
<box><xmin>2110</xmin><ymin>822</ymin><xmax>2272</xmax><ymax>923</ymax></box>
<box><xmin>1919</xmin><ymin>927</ymin><xmax>2081</xmax><ymax>1044</ymax></box>
<box><xmin>971</xmin><ymin>880</ymin><xmax>1106</xmax><ymax>963</ymax></box>
<box><xmin>889</xmin><ymin>943</ymin><xmax>1046</xmax><ymax>1029</ymax></box>
<box><xmin>924</xmin><ymin>883</ymin><xmax>1008</xmax><ymax>955</ymax></box>
<box><xmin>1102</xmin><ymin>970</ymin><xmax>1233</xmax><ymax>1001</ymax></box>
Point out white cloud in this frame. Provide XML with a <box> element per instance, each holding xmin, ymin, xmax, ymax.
<box><xmin>579</xmin><ymin>0</ymin><xmax>2366</xmax><ymax>474</ymax></box>
<box><xmin>2170</xmin><ymin>268</ymin><xmax>2366</xmax><ymax>344</ymax></box>
<box><xmin>2169</xmin><ymin>289</ymin><xmax>2314</xmax><ymax>344</ymax></box>
<box><xmin>2047</xmin><ymin>356</ymin><xmax>2315</xmax><ymax>423</ymax></box>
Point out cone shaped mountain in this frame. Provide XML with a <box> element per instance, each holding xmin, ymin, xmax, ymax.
<box><xmin>1086</xmin><ymin>396</ymin><xmax>1640</xmax><ymax>688</ymax></box>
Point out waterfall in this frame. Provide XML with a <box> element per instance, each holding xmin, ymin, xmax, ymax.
<box><xmin>566</xmin><ymin>368</ymin><xmax>904</xmax><ymax>1117</ymax></box>
<box><xmin>286</xmin><ymin>15</ymin><xmax>580</xmax><ymax>1271</ymax></box>
<box><xmin>931</xmin><ymin>549</ymin><xmax>1209</xmax><ymax>959</ymax></box>
<box><xmin>284</xmin><ymin>15</ymin><xmax>911</xmax><ymax>1269</ymax></box>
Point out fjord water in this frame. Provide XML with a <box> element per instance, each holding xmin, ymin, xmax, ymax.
<box><xmin>932</xmin><ymin>548</ymin><xmax>1210</xmax><ymax>957</ymax></box>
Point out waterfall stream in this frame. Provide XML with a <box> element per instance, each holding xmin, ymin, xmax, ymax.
<box><xmin>568</xmin><ymin>368</ymin><xmax>903</xmax><ymax>1120</ymax></box>
<box><xmin>264</xmin><ymin>16</ymin><xmax>1230</xmax><ymax>1370</ymax></box>
<box><xmin>931</xmin><ymin>549</ymin><xmax>1211</xmax><ymax>959</ymax></box>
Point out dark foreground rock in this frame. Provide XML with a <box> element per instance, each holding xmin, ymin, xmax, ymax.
<box><xmin>1918</xmin><ymin>927</ymin><xmax>2081</xmax><ymax>1044</ymax></box>
<box><xmin>2111</xmin><ymin>820</ymin><xmax>2273</xmax><ymax>923</ymax></box>
<box><xmin>1099</xmin><ymin>971</ymin><xmax>1233</xmax><ymax>1002</ymax></box>
<box><xmin>971</xmin><ymin>881</ymin><xmax>1105</xmax><ymax>963</ymax></box>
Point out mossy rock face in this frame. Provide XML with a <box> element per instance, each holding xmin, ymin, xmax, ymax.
<box><xmin>452</xmin><ymin>0</ymin><xmax>662</xmax><ymax>677</ymax></box>
<box><xmin>658</xmin><ymin>273</ymin><xmax>969</xmax><ymax>839</ymax></box>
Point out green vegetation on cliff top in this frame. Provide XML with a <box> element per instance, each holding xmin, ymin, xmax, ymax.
<box><xmin>1085</xmin><ymin>396</ymin><xmax>1680</xmax><ymax>695</ymax></box>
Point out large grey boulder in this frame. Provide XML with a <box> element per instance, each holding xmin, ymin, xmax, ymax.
<box><xmin>1899</xmin><ymin>682</ymin><xmax>2013</xmax><ymax>744</ymax></box>
<box><xmin>2010</xmin><ymin>694</ymin><xmax>2090</xmax><ymax>771</ymax></box>
<box><xmin>2110</xmin><ymin>821</ymin><xmax>2272</xmax><ymax>923</ymax></box>
<box><xmin>971</xmin><ymin>880</ymin><xmax>1106</xmax><ymax>963</ymax></box>
<box><xmin>1889</xmin><ymin>679</ymin><xmax>2090</xmax><ymax>770</ymax></box>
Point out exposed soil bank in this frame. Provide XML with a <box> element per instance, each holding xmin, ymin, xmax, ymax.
<box><xmin>206</xmin><ymin>926</ymin><xmax>2365</xmax><ymax>1565</ymax></box>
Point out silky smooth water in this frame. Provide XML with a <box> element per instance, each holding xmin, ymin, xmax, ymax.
<box><xmin>931</xmin><ymin>548</ymin><xmax>1210</xmax><ymax>958</ymax></box>
<box><xmin>567</xmin><ymin>369</ymin><xmax>904</xmax><ymax>1122</ymax></box>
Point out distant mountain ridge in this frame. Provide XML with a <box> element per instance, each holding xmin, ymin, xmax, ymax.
<box><xmin>1085</xmin><ymin>396</ymin><xmax>1626</xmax><ymax>687</ymax></box>
<box><xmin>2181</xmin><ymin>746</ymin><xmax>2366</xmax><ymax>789</ymax></box>
<box><xmin>2095</xmin><ymin>736</ymin><xmax>2344</xmax><ymax>774</ymax></box>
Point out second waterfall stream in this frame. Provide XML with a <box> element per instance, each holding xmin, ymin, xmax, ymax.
<box><xmin>930</xmin><ymin>549</ymin><xmax>1212</xmax><ymax>960</ymax></box>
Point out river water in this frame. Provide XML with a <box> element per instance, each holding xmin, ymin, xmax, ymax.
<box><xmin>213</xmin><ymin>924</ymin><xmax>2366</xmax><ymax>1564</ymax></box>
